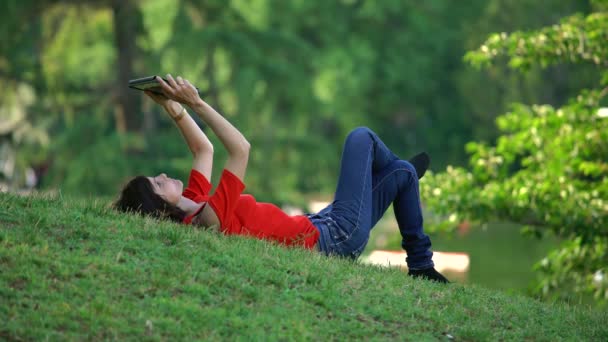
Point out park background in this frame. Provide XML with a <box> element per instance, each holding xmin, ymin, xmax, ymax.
<box><xmin>1</xmin><ymin>0</ymin><xmax>606</xmax><ymax>306</ymax></box>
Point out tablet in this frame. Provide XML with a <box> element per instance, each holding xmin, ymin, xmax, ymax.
<box><xmin>128</xmin><ymin>75</ymin><xmax>202</xmax><ymax>95</ymax></box>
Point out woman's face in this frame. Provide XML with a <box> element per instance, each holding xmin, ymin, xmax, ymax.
<box><xmin>147</xmin><ymin>173</ymin><xmax>183</xmax><ymax>205</ymax></box>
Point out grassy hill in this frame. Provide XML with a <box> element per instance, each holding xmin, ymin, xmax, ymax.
<box><xmin>1</xmin><ymin>192</ymin><xmax>607</xmax><ymax>341</ymax></box>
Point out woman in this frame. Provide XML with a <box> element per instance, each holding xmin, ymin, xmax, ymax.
<box><xmin>115</xmin><ymin>75</ymin><xmax>448</xmax><ymax>283</ymax></box>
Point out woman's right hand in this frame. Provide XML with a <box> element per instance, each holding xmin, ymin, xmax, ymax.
<box><xmin>156</xmin><ymin>74</ymin><xmax>202</xmax><ymax>108</ymax></box>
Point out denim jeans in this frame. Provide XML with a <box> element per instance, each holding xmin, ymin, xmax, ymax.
<box><xmin>306</xmin><ymin>127</ymin><xmax>434</xmax><ymax>270</ymax></box>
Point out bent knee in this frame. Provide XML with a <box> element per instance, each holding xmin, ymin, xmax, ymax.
<box><xmin>391</xmin><ymin>159</ymin><xmax>418</xmax><ymax>179</ymax></box>
<box><xmin>347</xmin><ymin>126</ymin><xmax>374</xmax><ymax>141</ymax></box>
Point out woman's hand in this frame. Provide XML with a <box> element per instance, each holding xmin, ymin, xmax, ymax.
<box><xmin>144</xmin><ymin>89</ymin><xmax>171</xmax><ymax>107</ymax></box>
<box><xmin>144</xmin><ymin>90</ymin><xmax>183</xmax><ymax>119</ymax></box>
<box><xmin>157</xmin><ymin>74</ymin><xmax>202</xmax><ymax>108</ymax></box>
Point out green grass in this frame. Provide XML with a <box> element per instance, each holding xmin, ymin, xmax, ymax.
<box><xmin>1</xmin><ymin>192</ymin><xmax>607</xmax><ymax>341</ymax></box>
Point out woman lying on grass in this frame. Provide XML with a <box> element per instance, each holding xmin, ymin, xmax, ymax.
<box><xmin>115</xmin><ymin>75</ymin><xmax>448</xmax><ymax>283</ymax></box>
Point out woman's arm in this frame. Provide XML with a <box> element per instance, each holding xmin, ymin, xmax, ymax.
<box><xmin>145</xmin><ymin>91</ymin><xmax>213</xmax><ymax>181</ymax></box>
<box><xmin>157</xmin><ymin>75</ymin><xmax>250</xmax><ymax>181</ymax></box>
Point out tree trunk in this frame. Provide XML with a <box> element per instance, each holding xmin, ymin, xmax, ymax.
<box><xmin>111</xmin><ymin>0</ymin><xmax>142</xmax><ymax>133</ymax></box>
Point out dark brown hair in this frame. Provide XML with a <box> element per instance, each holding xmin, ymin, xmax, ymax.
<box><xmin>114</xmin><ymin>176</ymin><xmax>186</xmax><ymax>222</ymax></box>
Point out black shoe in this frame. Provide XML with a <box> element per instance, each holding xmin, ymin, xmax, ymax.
<box><xmin>408</xmin><ymin>267</ymin><xmax>450</xmax><ymax>283</ymax></box>
<box><xmin>408</xmin><ymin>152</ymin><xmax>430</xmax><ymax>179</ymax></box>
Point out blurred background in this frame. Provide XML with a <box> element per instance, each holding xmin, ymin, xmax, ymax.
<box><xmin>1</xmin><ymin>0</ymin><xmax>606</xmax><ymax>305</ymax></box>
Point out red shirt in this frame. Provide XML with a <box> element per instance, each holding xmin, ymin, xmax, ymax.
<box><xmin>182</xmin><ymin>169</ymin><xmax>320</xmax><ymax>249</ymax></box>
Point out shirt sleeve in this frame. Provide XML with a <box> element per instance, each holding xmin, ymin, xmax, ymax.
<box><xmin>208</xmin><ymin>169</ymin><xmax>246</xmax><ymax>229</ymax></box>
<box><xmin>182</xmin><ymin>169</ymin><xmax>212</xmax><ymax>202</ymax></box>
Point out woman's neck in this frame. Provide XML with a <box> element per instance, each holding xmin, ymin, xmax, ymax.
<box><xmin>177</xmin><ymin>196</ymin><xmax>204</xmax><ymax>216</ymax></box>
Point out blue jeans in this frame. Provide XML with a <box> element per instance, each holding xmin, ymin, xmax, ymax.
<box><xmin>306</xmin><ymin>127</ymin><xmax>434</xmax><ymax>270</ymax></box>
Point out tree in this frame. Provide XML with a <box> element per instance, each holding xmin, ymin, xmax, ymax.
<box><xmin>422</xmin><ymin>0</ymin><xmax>608</xmax><ymax>303</ymax></box>
<box><xmin>1</xmin><ymin>0</ymin><xmax>598</xmax><ymax>209</ymax></box>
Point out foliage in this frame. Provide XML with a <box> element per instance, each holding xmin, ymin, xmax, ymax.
<box><xmin>0</xmin><ymin>82</ymin><xmax>47</xmax><ymax>188</ymax></box>
<box><xmin>466</xmin><ymin>12</ymin><xmax>608</xmax><ymax>69</ymax></box>
<box><xmin>0</xmin><ymin>0</ymin><xmax>594</xmax><ymax>203</ymax></box>
<box><xmin>421</xmin><ymin>4</ymin><xmax>608</xmax><ymax>303</ymax></box>
<box><xmin>2</xmin><ymin>192</ymin><xmax>608</xmax><ymax>340</ymax></box>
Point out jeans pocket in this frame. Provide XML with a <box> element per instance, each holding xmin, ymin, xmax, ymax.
<box><xmin>326</xmin><ymin>217</ymin><xmax>353</xmax><ymax>245</ymax></box>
